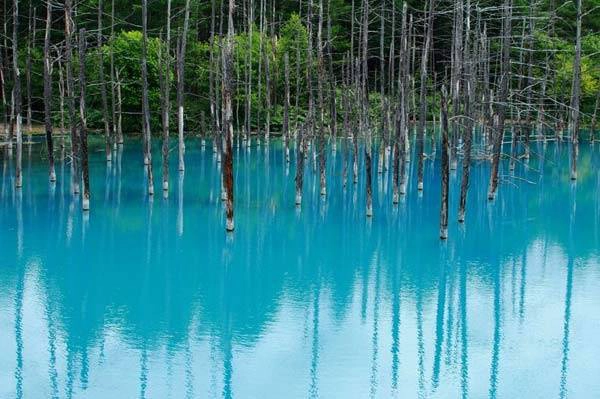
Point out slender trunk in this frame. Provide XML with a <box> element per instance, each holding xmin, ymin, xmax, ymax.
<box><xmin>317</xmin><ymin>0</ymin><xmax>326</xmax><ymax>196</ymax></box>
<box><xmin>78</xmin><ymin>29</ymin><xmax>91</xmax><ymax>210</ymax></box>
<box><xmin>141</xmin><ymin>0</ymin><xmax>154</xmax><ymax>195</ymax></box>
<box><xmin>43</xmin><ymin>0</ymin><xmax>55</xmax><ymax>182</ymax></box>
<box><xmin>327</xmin><ymin>0</ymin><xmax>336</xmax><ymax>150</ymax></box>
<box><xmin>362</xmin><ymin>0</ymin><xmax>372</xmax><ymax>217</ymax></box>
<box><xmin>58</xmin><ymin>57</ymin><xmax>66</xmax><ymax>151</ymax></box>
<box><xmin>222</xmin><ymin>0</ymin><xmax>235</xmax><ymax>231</ymax></box>
<box><xmin>13</xmin><ymin>0</ymin><xmax>23</xmax><ymax>188</ymax></box>
<box><xmin>110</xmin><ymin>0</ymin><xmax>118</xmax><ymax>146</ymax></box>
<box><xmin>450</xmin><ymin>0</ymin><xmax>464</xmax><ymax>171</ymax></box>
<box><xmin>440</xmin><ymin>87</ymin><xmax>449</xmax><ymax>239</ymax></box>
<box><xmin>487</xmin><ymin>0</ymin><xmax>512</xmax><ymax>200</ymax></box>
<box><xmin>209</xmin><ymin>0</ymin><xmax>218</xmax><ymax>150</ymax></box>
<box><xmin>245</xmin><ymin>0</ymin><xmax>253</xmax><ymax>144</ymax></box>
<box><xmin>458</xmin><ymin>0</ymin><xmax>473</xmax><ymax>222</ymax></box>
<box><xmin>65</xmin><ymin>0</ymin><xmax>79</xmax><ymax>194</ymax></box>
<box><xmin>160</xmin><ymin>0</ymin><xmax>171</xmax><ymax>191</ymax></box>
<box><xmin>569</xmin><ymin>0</ymin><xmax>582</xmax><ymax>180</ymax></box>
<box><xmin>283</xmin><ymin>53</ymin><xmax>291</xmax><ymax>162</ymax></box>
<box><xmin>177</xmin><ymin>0</ymin><xmax>191</xmax><ymax>172</ymax></box>
<box><xmin>295</xmin><ymin>125</ymin><xmax>305</xmax><ymax>205</ymax></box>
<box><xmin>417</xmin><ymin>0</ymin><xmax>434</xmax><ymax>191</ymax></box>
<box><xmin>26</xmin><ymin>5</ymin><xmax>35</xmax><ymax>139</ymax></box>
<box><xmin>98</xmin><ymin>0</ymin><xmax>112</xmax><ymax>162</ymax></box>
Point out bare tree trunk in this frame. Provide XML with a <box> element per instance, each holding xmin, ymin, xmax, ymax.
<box><xmin>264</xmin><ymin>19</ymin><xmax>271</xmax><ymax>143</ymax></box>
<box><xmin>97</xmin><ymin>0</ymin><xmax>112</xmax><ymax>162</ymax></box>
<box><xmin>160</xmin><ymin>0</ymin><xmax>171</xmax><ymax>191</ymax></box>
<box><xmin>26</xmin><ymin>5</ymin><xmax>35</xmax><ymax>141</ymax></box>
<box><xmin>110</xmin><ymin>0</ymin><xmax>119</xmax><ymax>146</ymax></box>
<box><xmin>440</xmin><ymin>86</ymin><xmax>449</xmax><ymax>239</ymax></box>
<box><xmin>569</xmin><ymin>0</ymin><xmax>582</xmax><ymax>180</ymax></box>
<box><xmin>362</xmin><ymin>0</ymin><xmax>372</xmax><ymax>217</ymax></box>
<box><xmin>78</xmin><ymin>29</ymin><xmax>91</xmax><ymax>210</ymax></box>
<box><xmin>417</xmin><ymin>0</ymin><xmax>435</xmax><ymax>191</ymax></box>
<box><xmin>141</xmin><ymin>0</ymin><xmax>154</xmax><ymax>195</ymax></box>
<box><xmin>58</xmin><ymin>57</ymin><xmax>66</xmax><ymax>151</ymax></box>
<box><xmin>43</xmin><ymin>0</ymin><xmax>55</xmax><ymax>182</ymax></box>
<box><xmin>317</xmin><ymin>0</ymin><xmax>326</xmax><ymax>196</ymax></box>
<box><xmin>450</xmin><ymin>0</ymin><xmax>463</xmax><ymax>171</ymax></box>
<box><xmin>209</xmin><ymin>0</ymin><xmax>219</xmax><ymax>151</ymax></box>
<box><xmin>326</xmin><ymin>0</ymin><xmax>336</xmax><ymax>151</ymax></box>
<box><xmin>458</xmin><ymin>0</ymin><xmax>473</xmax><ymax>222</ymax></box>
<box><xmin>177</xmin><ymin>0</ymin><xmax>191</xmax><ymax>172</ymax></box>
<box><xmin>222</xmin><ymin>0</ymin><xmax>235</xmax><ymax>231</ymax></box>
<box><xmin>65</xmin><ymin>0</ymin><xmax>79</xmax><ymax>193</ymax></box>
<box><xmin>283</xmin><ymin>53</ymin><xmax>291</xmax><ymax>163</ymax></box>
<box><xmin>245</xmin><ymin>0</ymin><xmax>253</xmax><ymax>145</ymax></box>
<box><xmin>13</xmin><ymin>0</ymin><xmax>23</xmax><ymax>188</ymax></box>
<box><xmin>116</xmin><ymin>69</ymin><xmax>123</xmax><ymax>142</ymax></box>
<box><xmin>487</xmin><ymin>0</ymin><xmax>512</xmax><ymax>200</ymax></box>
<box><xmin>295</xmin><ymin>124</ymin><xmax>305</xmax><ymax>205</ymax></box>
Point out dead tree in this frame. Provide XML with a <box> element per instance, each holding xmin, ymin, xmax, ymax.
<box><xmin>141</xmin><ymin>0</ymin><xmax>154</xmax><ymax>195</ymax></box>
<box><xmin>160</xmin><ymin>0</ymin><xmax>171</xmax><ymax>191</ymax></box>
<box><xmin>295</xmin><ymin>125</ymin><xmax>305</xmax><ymax>205</ymax></box>
<box><xmin>440</xmin><ymin>86</ymin><xmax>449</xmax><ymax>239</ymax></box>
<box><xmin>283</xmin><ymin>53</ymin><xmax>291</xmax><ymax>162</ymax></box>
<box><xmin>487</xmin><ymin>0</ymin><xmax>512</xmax><ymax>200</ymax></box>
<box><xmin>65</xmin><ymin>0</ymin><xmax>79</xmax><ymax>193</ymax></box>
<box><xmin>317</xmin><ymin>0</ymin><xmax>327</xmax><ymax>196</ymax></box>
<box><xmin>43</xmin><ymin>0</ymin><xmax>56</xmax><ymax>182</ymax></box>
<box><xmin>110</xmin><ymin>0</ymin><xmax>119</xmax><ymax>145</ymax></box>
<box><xmin>26</xmin><ymin>5</ymin><xmax>35</xmax><ymax>140</ymax></box>
<box><xmin>458</xmin><ymin>0</ymin><xmax>473</xmax><ymax>223</ymax></box>
<box><xmin>177</xmin><ymin>0</ymin><xmax>191</xmax><ymax>172</ymax></box>
<box><xmin>244</xmin><ymin>0</ymin><xmax>253</xmax><ymax>145</ymax></box>
<box><xmin>450</xmin><ymin>0</ymin><xmax>464</xmax><ymax>171</ymax></box>
<box><xmin>417</xmin><ymin>0</ymin><xmax>434</xmax><ymax>191</ymax></box>
<box><xmin>98</xmin><ymin>0</ymin><xmax>112</xmax><ymax>162</ymax></box>
<box><xmin>78</xmin><ymin>29</ymin><xmax>91</xmax><ymax>211</ymax></box>
<box><xmin>569</xmin><ymin>0</ymin><xmax>582</xmax><ymax>180</ymax></box>
<box><xmin>362</xmin><ymin>0</ymin><xmax>372</xmax><ymax>217</ymax></box>
<box><xmin>326</xmin><ymin>0</ymin><xmax>336</xmax><ymax>151</ymax></box>
<box><xmin>222</xmin><ymin>0</ymin><xmax>235</xmax><ymax>231</ymax></box>
<box><xmin>13</xmin><ymin>0</ymin><xmax>23</xmax><ymax>188</ymax></box>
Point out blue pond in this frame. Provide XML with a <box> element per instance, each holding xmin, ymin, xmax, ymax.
<box><xmin>1</xmin><ymin>137</ymin><xmax>599</xmax><ymax>398</ymax></box>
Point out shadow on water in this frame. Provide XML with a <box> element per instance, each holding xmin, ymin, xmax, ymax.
<box><xmin>0</xmin><ymin>136</ymin><xmax>599</xmax><ymax>398</ymax></box>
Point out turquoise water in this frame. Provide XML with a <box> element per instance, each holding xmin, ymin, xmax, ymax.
<box><xmin>1</xmin><ymin>138</ymin><xmax>599</xmax><ymax>398</ymax></box>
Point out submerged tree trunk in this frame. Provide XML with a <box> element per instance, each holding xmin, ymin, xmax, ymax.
<box><xmin>487</xmin><ymin>0</ymin><xmax>512</xmax><ymax>200</ymax></box>
<box><xmin>417</xmin><ymin>0</ymin><xmax>434</xmax><ymax>191</ymax></box>
<box><xmin>362</xmin><ymin>0</ymin><xmax>372</xmax><ymax>217</ymax></box>
<box><xmin>13</xmin><ymin>0</ymin><xmax>23</xmax><ymax>188</ymax></box>
<box><xmin>569</xmin><ymin>0</ymin><xmax>582</xmax><ymax>180</ymax></box>
<box><xmin>65</xmin><ymin>0</ymin><xmax>79</xmax><ymax>193</ymax></box>
<box><xmin>222</xmin><ymin>0</ymin><xmax>235</xmax><ymax>231</ymax></box>
<box><xmin>295</xmin><ymin>125</ymin><xmax>305</xmax><ymax>205</ymax></box>
<box><xmin>283</xmin><ymin>53</ymin><xmax>291</xmax><ymax>163</ymax></box>
<box><xmin>317</xmin><ymin>0</ymin><xmax>327</xmax><ymax>196</ymax></box>
<box><xmin>141</xmin><ymin>0</ymin><xmax>154</xmax><ymax>195</ymax></box>
<box><xmin>177</xmin><ymin>0</ymin><xmax>191</xmax><ymax>172</ymax></box>
<box><xmin>458</xmin><ymin>0</ymin><xmax>473</xmax><ymax>222</ymax></box>
<box><xmin>97</xmin><ymin>0</ymin><xmax>112</xmax><ymax>162</ymax></box>
<box><xmin>25</xmin><ymin>5</ymin><xmax>35</xmax><ymax>140</ymax></box>
<box><xmin>440</xmin><ymin>87</ymin><xmax>449</xmax><ymax>239</ymax></box>
<box><xmin>160</xmin><ymin>0</ymin><xmax>171</xmax><ymax>192</ymax></box>
<box><xmin>43</xmin><ymin>0</ymin><xmax>55</xmax><ymax>182</ymax></box>
<box><xmin>78</xmin><ymin>29</ymin><xmax>91</xmax><ymax>211</ymax></box>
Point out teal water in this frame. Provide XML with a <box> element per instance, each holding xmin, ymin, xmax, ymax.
<box><xmin>1</xmin><ymin>138</ymin><xmax>599</xmax><ymax>398</ymax></box>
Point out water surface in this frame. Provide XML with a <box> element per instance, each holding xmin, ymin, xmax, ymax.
<box><xmin>1</xmin><ymin>138</ymin><xmax>599</xmax><ymax>398</ymax></box>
